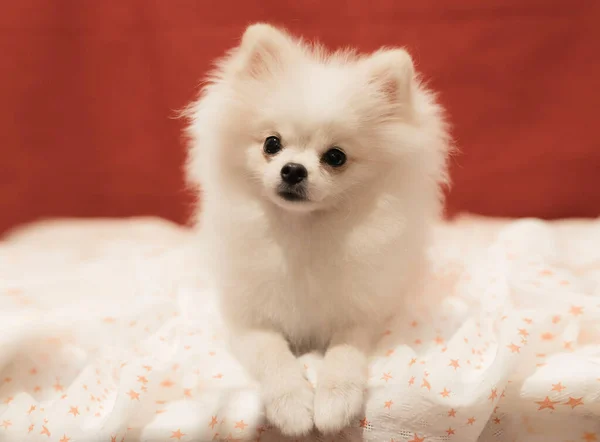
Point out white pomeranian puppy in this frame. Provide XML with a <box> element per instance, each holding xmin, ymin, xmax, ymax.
<box><xmin>184</xmin><ymin>24</ymin><xmax>451</xmax><ymax>437</ymax></box>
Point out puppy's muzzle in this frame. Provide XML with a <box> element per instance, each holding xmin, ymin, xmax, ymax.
<box><xmin>278</xmin><ymin>163</ymin><xmax>308</xmax><ymax>202</ymax></box>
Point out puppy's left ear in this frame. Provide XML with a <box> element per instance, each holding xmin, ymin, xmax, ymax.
<box><xmin>366</xmin><ymin>49</ymin><xmax>415</xmax><ymax>112</ymax></box>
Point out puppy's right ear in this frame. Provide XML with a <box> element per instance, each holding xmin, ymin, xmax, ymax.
<box><xmin>236</xmin><ymin>23</ymin><xmax>293</xmax><ymax>78</ymax></box>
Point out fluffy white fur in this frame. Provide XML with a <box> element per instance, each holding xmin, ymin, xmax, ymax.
<box><xmin>184</xmin><ymin>24</ymin><xmax>451</xmax><ymax>436</ymax></box>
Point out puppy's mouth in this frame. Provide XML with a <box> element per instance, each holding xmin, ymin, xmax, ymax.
<box><xmin>277</xmin><ymin>184</ymin><xmax>308</xmax><ymax>202</ymax></box>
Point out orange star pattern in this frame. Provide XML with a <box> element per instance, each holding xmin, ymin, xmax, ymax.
<box><xmin>171</xmin><ymin>429</ymin><xmax>186</xmax><ymax>440</ymax></box>
<box><xmin>440</xmin><ymin>388</ymin><xmax>451</xmax><ymax>398</ymax></box>
<box><xmin>28</xmin><ymin>424</ymin><xmax>34</xmax><ymax>433</ymax></box>
<box><xmin>563</xmin><ymin>397</ymin><xmax>584</xmax><ymax>409</ymax></box>
<box><xmin>421</xmin><ymin>378</ymin><xmax>431</xmax><ymax>391</ymax></box>
<box><xmin>535</xmin><ymin>396</ymin><xmax>560</xmax><ymax>411</ymax></box>
<box><xmin>489</xmin><ymin>388</ymin><xmax>498</xmax><ymax>401</ymax></box>
<box><xmin>53</xmin><ymin>380</ymin><xmax>64</xmax><ymax>392</ymax></box>
<box><xmin>41</xmin><ymin>425</ymin><xmax>51</xmax><ymax>437</ymax></box>
<box><xmin>408</xmin><ymin>358</ymin><xmax>417</xmax><ymax>366</ymax></box>
<box><xmin>582</xmin><ymin>433</ymin><xmax>597</xmax><ymax>442</ymax></box>
<box><xmin>518</xmin><ymin>328</ymin><xmax>529</xmax><ymax>337</ymax></box>
<box><xmin>408</xmin><ymin>376</ymin><xmax>415</xmax><ymax>386</ymax></box>
<box><xmin>28</xmin><ymin>405</ymin><xmax>36</xmax><ymax>414</ymax></box>
<box><xmin>449</xmin><ymin>359</ymin><xmax>460</xmax><ymax>370</ymax></box>
<box><xmin>446</xmin><ymin>427</ymin><xmax>455</xmax><ymax>436</ymax></box>
<box><xmin>68</xmin><ymin>406</ymin><xmax>80</xmax><ymax>417</ymax></box>
<box><xmin>359</xmin><ymin>417</ymin><xmax>369</xmax><ymax>428</ymax></box>
<box><xmin>467</xmin><ymin>417</ymin><xmax>476</xmax><ymax>425</ymax></box>
<box><xmin>507</xmin><ymin>343</ymin><xmax>521</xmax><ymax>353</ymax></box>
<box><xmin>384</xmin><ymin>400</ymin><xmax>393</xmax><ymax>409</ymax></box>
<box><xmin>541</xmin><ymin>332</ymin><xmax>554</xmax><ymax>340</ymax></box>
<box><xmin>493</xmin><ymin>417</ymin><xmax>501</xmax><ymax>424</ymax></box>
<box><xmin>209</xmin><ymin>416</ymin><xmax>219</xmax><ymax>430</ymax></box>
<box><xmin>408</xmin><ymin>434</ymin><xmax>425</xmax><ymax>442</ymax></box>
<box><xmin>59</xmin><ymin>435</ymin><xmax>71</xmax><ymax>442</ymax></box>
<box><xmin>127</xmin><ymin>390</ymin><xmax>140</xmax><ymax>400</ymax></box>
<box><xmin>184</xmin><ymin>388</ymin><xmax>192</xmax><ymax>398</ymax></box>
<box><xmin>161</xmin><ymin>378</ymin><xmax>175</xmax><ymax>387</ymax></box>
<box><xmin>234</xmin><ymin>420</ymin><xmax>248</xmax><ymax>430</ymax></box>
<box><xmin>386</xmin><ymin>349</ymin><xmax>395</xmax><ymax>357</ymax></box>
<box><xmin>381</xmin><ymin>372</ymin><xmax>393</xmax><ymax>382</ymax></box>
<box><xmin>212</xmin><ymin>374</ymin><xmax>223</xmax><ymax>379</ymax></box>
<box><xmin>569</xmin><ymin>305</ymin><xmax>584</xmax><ymax>316</ymax></box>
<box><xmin>564</xmin><ymin>341</ymin><xmax>574</xmax><ymax>351</ymax></box>
<box><xmin>137</xmin><ymin>376</ymin><xmax>148</xmax><ymax>384</ymax></box>
<box><xmin>1</xmin><ymin>420</ymin><xmax>11</xmax><ymax>429</ymax></box>
<box><xmin>551</xmin><ymin>382</ymin><xmax>566</xmax><ymax>392</ymax></box>
<box><xmin>448</xmin><ymin>408</ymin><xmax>456</xmax><ymax>417</ymax></box>
<box><xmin>552</xmin><ymin>315</ymin><xmax>561</xmax><ymax>324</ymax></box>
<box><xmin>523</xmin><ymin>318</ymin><xmax>533</xmax><ymax>324</ymax></box>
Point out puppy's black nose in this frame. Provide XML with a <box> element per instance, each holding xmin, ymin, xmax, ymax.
<box><xmin>280</xmin><ymin>163</ymin><xmax>307</xmax><ymax>185</ymax></box>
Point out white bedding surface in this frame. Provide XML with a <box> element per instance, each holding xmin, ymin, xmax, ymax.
<box><xmin>1</xmin><ymin>216</ymin><xmax>599</xmax><ymax>442</ymax></box>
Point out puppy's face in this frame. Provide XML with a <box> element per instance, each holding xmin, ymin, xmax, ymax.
<box><xmin>246</xmin><ymin>86</ymin><xmax>386</xmax><ymax>213</ymax></box>
<box><xmin>215</xmin><ymin>24</ymin><xmax>417</xmax><ymax>213</ymax></box>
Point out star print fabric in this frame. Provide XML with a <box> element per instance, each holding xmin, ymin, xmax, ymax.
<box><xmin>0</xmin><ymin>216</ymin><xmax>599</xmax><ymax>442</ymax></box>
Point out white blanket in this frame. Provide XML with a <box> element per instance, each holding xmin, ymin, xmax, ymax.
<box><xmin>1</xmin><ymin>216</ymin><xmax>599</xmax><ymax>442</ymax></box>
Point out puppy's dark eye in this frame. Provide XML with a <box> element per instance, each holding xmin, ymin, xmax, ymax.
<box><xmin>322</xmin><ymin>148</ymin><xmax>346</xmax><ymax>167</ymax></box>
<box><xmin>263</xmin><ymin>136</ymin><xmax>282</xmax><ymax>155</ymax></box>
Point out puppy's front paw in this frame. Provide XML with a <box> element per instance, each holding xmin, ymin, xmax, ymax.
<box><xmin>265</xmin><ymin>381</ymin><xmax>314</xmax><ymax>437</ymax></box>
<box><xmin>314</xmin><ymin>378</ymin><xmax>364</xmax><ymax>434</ymax></box>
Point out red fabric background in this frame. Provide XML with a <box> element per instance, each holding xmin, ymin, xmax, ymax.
<box><xmin>2</xmin><ymin>0</ymin><xmax>599</xmax><ymax>234</ymax></box>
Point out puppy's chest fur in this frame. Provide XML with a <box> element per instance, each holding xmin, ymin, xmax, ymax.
<box><xmin>206</xmin><ymin>201</ymin><xmax>416</xmax><ymax>347</ymax></box>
